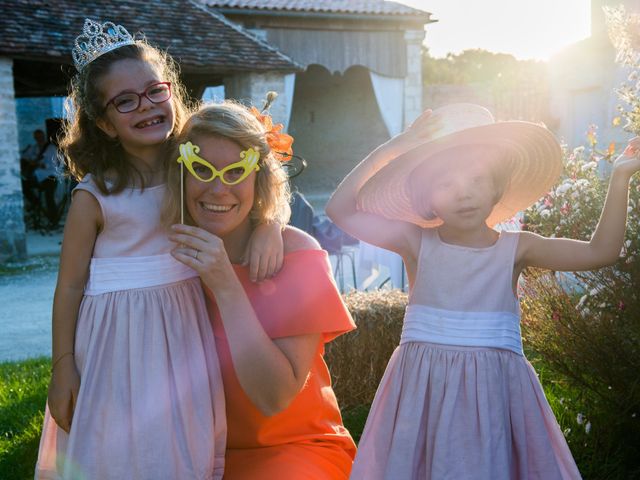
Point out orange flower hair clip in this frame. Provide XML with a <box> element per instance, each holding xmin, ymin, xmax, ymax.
<box><xmin>250</xmin><ymin>91</ymin><xmax>294</xmax><ymax>163</ymax></box>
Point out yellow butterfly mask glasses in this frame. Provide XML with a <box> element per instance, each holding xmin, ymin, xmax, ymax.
<box><xmin>177</xmin><ymin>141</ymin><xmax>261</xmax><ymax>185</ymax></box>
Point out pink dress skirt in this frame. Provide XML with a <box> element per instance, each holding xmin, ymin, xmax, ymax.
<box><xmin>351</xmin><ymin>339</ymin><xmax>582</xmax><ymax>480</ymax></box>
<box><xmin>35</xmin><ymin>255</ymin><xmax>226</xmax><ymax>480</ymax></box>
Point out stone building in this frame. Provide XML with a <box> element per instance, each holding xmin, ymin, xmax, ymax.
<box><xmin>0</xmin><ymin>0</ymin><xmax>432</xmax><ymax>260</ymax></box>
<box><xmin>206</xmin><ymin>0</ymin><xmax>432</xmax><ymax>203</ymax></box>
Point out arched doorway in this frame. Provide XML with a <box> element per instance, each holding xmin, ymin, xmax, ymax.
<box><xmin>288</xmin><ymin>65</ymin><xmax>389</xmax><ymax>209</ymax></box>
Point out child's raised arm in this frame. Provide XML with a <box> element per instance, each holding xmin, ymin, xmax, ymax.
<box><xmin>326</xmin><ymin>109</ymin><xmax>440</xmax><ymax>257</ymax></box>
<box><xmin>519</xmin><ymin>137</ymin><xmax>640</xmax><ymax>272</ymax></box>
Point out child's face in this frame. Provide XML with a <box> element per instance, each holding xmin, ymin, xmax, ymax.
<box><xmin>427</xmin><ymin>152</ymin><xmax>498</xmax><ymax>230</ymax></box>
<box><xmin>96</xmin><ymin>58</ymin><xmax>175</xmax><ymax>155</ymax></box>
<box><xmin>184</xmin><ymin>135</ymin><xmax>256</xmax><ymax>243</ymax></box>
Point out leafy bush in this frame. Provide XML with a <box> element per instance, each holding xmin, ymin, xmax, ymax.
<box><xmin>521</xmin><ymin>128</ymin><xmax>640</xmax><ymax>478</ymax></box>
<box><xmin>519</xmin><ymin>9</ymin><xmax>640</xmax><ymax>473</ymax></box>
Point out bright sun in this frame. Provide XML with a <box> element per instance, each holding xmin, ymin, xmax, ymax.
<box><xmin>396</xmin><ymin>0</ymin><xmax>592</xmax><ymax>60</ymax></box>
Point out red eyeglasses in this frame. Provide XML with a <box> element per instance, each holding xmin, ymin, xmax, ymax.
<box><xmin>105</xmin><ymin>82</ymin><xmax>172</xmax><ymax>113</ymax></box>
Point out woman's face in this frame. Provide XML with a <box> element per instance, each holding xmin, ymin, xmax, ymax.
<box><xmin>185</xmin><ymin>135</ymin><xmax>256</xmax><ymax>243</ymax></box>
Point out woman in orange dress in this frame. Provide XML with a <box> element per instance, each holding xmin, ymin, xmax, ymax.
<box><xmin>165</xmin><ymin>100</ymin><xmax>357</xmax><ymax>479</ymax></box>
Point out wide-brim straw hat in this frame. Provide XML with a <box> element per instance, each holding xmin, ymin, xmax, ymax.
<box><xmin>357</xmin><ymin>103</ymin><xmax>563</xmax><ymax>228</ymax></box>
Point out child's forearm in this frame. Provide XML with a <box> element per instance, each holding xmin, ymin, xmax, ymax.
<box><xmin>327</xmin><ymin>108</ymin><xmax>439</xmax><ymax>222</ymax></box>
<box><xmin>589</xmin><ymin>169</ymin><xmax>632</xmax><ymax>264</ymax></box>
<box><xmin>326</xmin><ymin>138</ymin><xmax>403</xmax><ymax>219</ymax></box>
<box><xmin>51</xmin><ymin>285</ymin><xmax>83</xmax><ymax>365</ymax></box>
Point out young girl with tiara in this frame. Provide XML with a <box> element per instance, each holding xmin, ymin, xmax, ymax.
<box><xmin>327</xmin><ymin>103</ymin><xmax>640</xmax><ymax>479</ymax></box>
<box><xmin>35</xmin><ymin>19</ymin><xmax>281</xmax><ymax>479</ymax></box>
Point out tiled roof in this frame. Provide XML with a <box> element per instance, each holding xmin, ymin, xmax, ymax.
<box><xmin>0</xmin><ymin>0</ymin><xmax>300</xmax><ymax>73</ymax></box>
<box><xmin>205</xmin><ymin>0</ymin><xmax>431</xmax><ymax>17</ymax></box>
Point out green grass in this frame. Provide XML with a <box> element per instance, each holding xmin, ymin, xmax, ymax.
<box><xmin>341</xmin><ymin>404</ymin><xmax>370</xmax><ymax>443</ymax></box>
<box><xmin>0</xmin><ymin>357</ymin><xmax>49</xmax><ymax>480</ymax></box>
<box><xmin>0</xmin><ymin>255</ymin><xmax>58</xmax><ymax>277</ymax></box>
<box><xmin>527</xmin><ymin>352</ymin><xmax>639</xmax><ymax>480</ymax></box>
<box><xmin>1</xmin><ymin>356</ymin><xmax>631</xmax><ymax>479</ymax></box>
<box><xmin>0</xmin><ymin>357</ymin><xmax>371</xmax><ymax>479</ymax></box>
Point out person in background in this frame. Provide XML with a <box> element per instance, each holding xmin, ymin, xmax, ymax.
<box><xmin>20</xmin><ymin>128</ymin><xmax>47</xmax><ymax>210</ymax></box>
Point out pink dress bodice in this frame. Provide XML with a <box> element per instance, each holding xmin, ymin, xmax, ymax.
<box><xmin>75</xmin><ymin>174</ymin><xmax>173</xmax><ymax>258</ymax></box>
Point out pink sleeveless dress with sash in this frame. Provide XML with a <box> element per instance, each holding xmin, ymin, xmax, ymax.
<box><xmin>35</xmin><ymin>176</ymin><xmax>226</xmax><ymax>480</ymax></box>
<box><xmin>351</xmin><ymin>229</ymin><xmax>581</xmax><ymax>480</ymax></box>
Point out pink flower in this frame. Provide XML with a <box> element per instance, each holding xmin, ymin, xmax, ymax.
<box><xmin>619</xmin><ymin>300</ymin><xmax>626</xmax><ymax>311</ymax></box>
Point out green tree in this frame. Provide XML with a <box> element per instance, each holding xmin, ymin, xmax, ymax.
<box><xmin>422</xmin><ymin>47</ymin><xmax>547</xmax><ymax>86</ymax></box>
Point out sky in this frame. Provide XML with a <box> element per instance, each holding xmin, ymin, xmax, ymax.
<box><xmin>396</xmin><ymin>0</ymin><xmax>592</xmax><ymax>60</ymax></box>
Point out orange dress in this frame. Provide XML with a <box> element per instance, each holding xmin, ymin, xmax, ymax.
<box><xmin>205</xmin><ymin>249</ymin><xmax>357</xmax><ymax>480</ymax></box>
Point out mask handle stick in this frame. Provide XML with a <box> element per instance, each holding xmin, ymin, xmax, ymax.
<box><xmin>180</xmin><ymin>162</ymin><xmax>184</xmax><ymax>225</ymax></box>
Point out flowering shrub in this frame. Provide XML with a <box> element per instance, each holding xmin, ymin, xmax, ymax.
<box><xmin>605</xmin><ymin>5</ymin><xmax>640</xmax><ymax>135</ymax></box>
<box><xmin>521</xmin><ymin>127</ymin><xmax>640</xmax><ymax>477</ymax></box>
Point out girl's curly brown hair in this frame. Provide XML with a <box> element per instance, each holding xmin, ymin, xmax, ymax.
<box><xmin>60</xmin><ymin>40</ymin><xmax>193</xmax><ymax>195</ymax></box>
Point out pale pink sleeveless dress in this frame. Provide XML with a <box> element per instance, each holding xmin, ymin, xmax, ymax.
<box><xmin>35</xmin><ymin>176</ymin><xmax>226</xmax><ymax>480</ymax></box>
<box><xmin>351</xmin><ymin>229</ymin><xmax>581</xmax><ymax>480</ymax></box>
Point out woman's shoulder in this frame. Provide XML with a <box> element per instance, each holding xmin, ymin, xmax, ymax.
<box><xmin>283</xmin><ymin>225</ymin><xmax>322</xmax><ymax>255</ymax></box>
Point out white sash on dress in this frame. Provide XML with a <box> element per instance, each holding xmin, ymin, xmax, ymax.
<box><xmin>85</xmin><ymin>253</ymin><xmax>198</xmax><ymax>295</ymax></box>
<box><xmin>400</xmin><ymin>304</ymin><xmax>524</xmax><ymax>356</ymax></box>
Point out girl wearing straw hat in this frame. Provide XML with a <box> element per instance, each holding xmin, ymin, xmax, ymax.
<box><xmin>327</xmin><ymin>103</ymin><xmax>640</xmax><ymax>479</ymax></box>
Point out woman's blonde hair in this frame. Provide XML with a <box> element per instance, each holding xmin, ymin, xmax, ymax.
<box><xmin>60</xmin><ymin>40</ymin><xmax>193</xmax><ymax>195</ymax></box>
<box><xmin>163</xmin><ymin>101</ymin><xmax>291</xmax><ymax>227</ymax></box>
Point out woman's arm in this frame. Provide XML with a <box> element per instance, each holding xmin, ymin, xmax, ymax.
<box><xmin>48</xmin><ymin>190</ymin><xmax>100</xmax><ymax>432</ymax></box>
<box><xmin>170</xmin><ymin>225</ymin><xmax>321</xmax><ymax>416</ymax></box>
<box><xmin>519</xmin><ymin>138</ymin><xmax>640</xmax><ymax>271</ymax></box>
<box><xmin>326</xmin><ymin>109</ymin><xmax>440</xmax><ymax>258</ymax></box>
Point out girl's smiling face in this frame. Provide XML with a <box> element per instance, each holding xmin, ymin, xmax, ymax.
<box><xmin>185</xmin><ymin>135</ymin><xmax>256</xmax><ymax>247</ymax></box>
<box><xmin>96</xmin><ymin>58</ymin><xmax>175</xmax><ymax>156</ymax></box>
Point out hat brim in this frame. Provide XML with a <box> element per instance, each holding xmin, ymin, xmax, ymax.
<box><xmin>357</xmin><ymin>121</ymin><xmax>562</xmax><ymax>228</ymax></box>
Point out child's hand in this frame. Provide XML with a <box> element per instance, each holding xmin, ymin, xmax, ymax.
<box><xmin>391</xmin><ymin>109</ymin><xmax>442</xmax><ymax>152</ymax></box>
<box><xmin>242</xmin><ymin>222</ymin><xmax>284</xmax><ymax>282</ymax></box>
<box><xmin>615</xmin><ymin>136</ymin><xmax>640</xmax><ymax>177</ymax></box>
<box><xmin>47</xmin><ymin>355</ymin><xmax>80</xmax><ymax>433</ymax></box>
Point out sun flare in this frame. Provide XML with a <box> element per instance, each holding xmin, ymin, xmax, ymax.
<box><xmin>398</xmin><ymin>0</ymin><xmax>591</xmax><ymax>60</ymax></box>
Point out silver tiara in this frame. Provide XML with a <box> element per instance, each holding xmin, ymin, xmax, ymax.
<box><xmin>72</xmin><ymin>19</ymin><xmax>135</xmax><ymax>71</ymax></box>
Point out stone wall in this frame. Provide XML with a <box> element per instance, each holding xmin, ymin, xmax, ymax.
<box><xmin>223</xmin><ymin>72</ymin><xmax>289</xmax><ymax>127</ymax></box>
<box><xmin>0</xmin><ymin>58</ymin><xmax>27</xmax><ymax>262</ymax></box>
